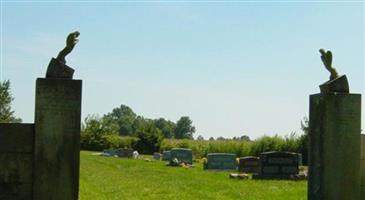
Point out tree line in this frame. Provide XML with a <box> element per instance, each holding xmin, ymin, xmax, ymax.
<box><xmin>81</xmin><ymin>104</ymin><xmax>196</xmax><ymax>153</ymax></box>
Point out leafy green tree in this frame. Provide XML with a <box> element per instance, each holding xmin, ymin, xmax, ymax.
<box><xmin>154</xmin><ymin>118</ymin><xmax>176</xmax><ymax>138</ymax></box>
<box><xmin>174</xmin><ymin>116</ymin><xmax>195</xmax><ymax>139</ymax></box>
<box><xmin>196</xmin><ymin>135</ymin><xmax>204</xmax><ymax>140</ymax></box>
<box><xmin>216</xmin><ymin>136</ymin><xmax>226</xmax><ymax>140</ymax></box>
<box><xmin>240</xmin><ymin>135</ymin><xmax>251</xmax><ymax>141</ymax></box>
<box><xmin>0</xmin><ymin>80</ymin><xmax>21</xmax><ymax>123</ymax></box>
<box><xmin>103</xmin><ymin>104</ymin><xmax>137</xmax><ymax>136</ymax></box>
<box><xmin>134</xmin><ymin>122</ymin><xmax>163</xmax><ymax>154</ymax></box>
<box><xmin>80</xmin><ymin>115</ymin><xmax>118</xmax><ymax>150</ymax></box>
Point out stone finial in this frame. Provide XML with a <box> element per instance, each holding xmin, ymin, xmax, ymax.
<box><xmin>318</xmin><ymin>49</ymin><xmax>349</xmax><ymax>94</ymax></box>
<box><xmin>46</xmin><ymin>31</ymin><xmax>80</xmax><ymax>79</ymax></box>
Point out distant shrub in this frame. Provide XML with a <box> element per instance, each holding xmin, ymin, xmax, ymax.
<box><xmin>104</xmin><ymin>135</ymin><xmax>138</xmax><ymax>149</ymax></box>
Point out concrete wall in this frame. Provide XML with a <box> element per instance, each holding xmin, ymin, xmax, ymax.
<box><xmin>0</xmin><ymin>123</ymin><xmax>34</xmax><ymax>200</ymax></box>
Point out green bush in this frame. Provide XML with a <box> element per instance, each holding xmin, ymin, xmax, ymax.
<box><xmin>104</xmin><ymin>135</ymin><xmax>138</xmax><ymax>149</ymax></box>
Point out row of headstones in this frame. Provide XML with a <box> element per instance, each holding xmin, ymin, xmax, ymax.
<box><xmin>153</xmin><ymin>148</ymin><xmax>302</xmax><ymax>179</ymax></box>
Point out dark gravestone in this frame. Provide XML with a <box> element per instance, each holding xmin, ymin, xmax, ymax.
<box><xmin>253</xmin><ymin>151</ymin><xmax>299</xmax><ymax>179</ymax></box>
<box><xmin>153</xmin><ymin>152</ymin><xmax>162</xmax><ymax>160</ymax></box>
<box><xmin>162</xmin><ymin>151</ymin><xmax>171</xmax><ymax>161</ymax></box>
<box><xmin>238</xmin><ymin>156</ymin><xmax>260</xmax><ymax>174</ymax></box>
<box><xmin>169</xmin><ymin>148</ymin><xmax>193</xmax><ymax>165</ymax></box>
<box><xmin>361</xmin><ymin>134</ymin><xmax>365</xmax><ymax>198</ymax></box>
<box><xmin>308</xmin><ymin>94</ymin><xmax>361</xmax><ymax>200</ymax></box>
<box><xmin>34</xmin><ymin>78</ymin><xmax>82</xmax><ymax>200</ymax></box>
<box><xmin>204</xmin><ymin>153</ymin><xmax>236</xmax><ymax>170</ymax></box>
<box><xmin>0</xmin><ymin>123</ymin><xmax>34</xmax><ymax>200</ymax></box>
<box><xmin>117</xmin><ymin>148</ymin><xmax>134</xmax><ymax>158</ymax></box>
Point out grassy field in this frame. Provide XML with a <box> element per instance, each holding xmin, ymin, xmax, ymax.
<box><xmin>79</xmin><ymin>151</ymin><xmax>307</xmax><ymax>200</ymax></box>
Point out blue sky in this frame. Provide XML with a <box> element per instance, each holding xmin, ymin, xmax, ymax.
<box><xmin>1</xmin><ymin>1</ymin><xmax>364</xmax><ymax>139</ymax></box>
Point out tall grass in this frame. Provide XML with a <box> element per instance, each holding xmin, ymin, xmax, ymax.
<box><xmin>161</xmin><ymin>133</ymin><xmax>304</xmax><ymax>159</ymax></box>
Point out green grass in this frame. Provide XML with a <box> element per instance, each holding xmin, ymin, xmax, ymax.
<box><xmin>79</xmin><ymin>151</ymin><xmax>307</xmax><ymax>200</ymax></box>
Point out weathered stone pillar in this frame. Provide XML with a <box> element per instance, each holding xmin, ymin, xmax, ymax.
<box><xmin>308</xmin><ymin>93</ymin><xmax>361</xmax><ymax>200</ymax></box>
<box><xmin>361</xmin><ymin>134</ymin><xmax>365</xmax><ymax>198</ymax></box>
<box><xmin>33</xmin><ymin>78</ymin><xmax>82</xmax><ymax>200</ymax></box>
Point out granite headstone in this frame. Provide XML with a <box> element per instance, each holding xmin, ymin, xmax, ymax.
<box><xmin>238</xmin><ymin>156</ymin><xmax>260</xmax><ymax>174</ymax></box>
<box><xmin>169</xmin><ymin>148</ymin><xmax>193</xmax><ymax>165</ymax></box>
<box><xmin>162</xmin><ymin>151</ymin><xmax>171</xmax><ymax>161</ymax></box>
<box><xmin>204</xmin><ymin>153</ymin><xmax>236</xmax><ymax>170</ymax></box>
<box><xmin>253</xmin><ymin>151</ymin><xmax>299</xmax><ymax>179</ymax></box>
<box><xmin>117</xmin><ymin>148</ymin><xmax>134</xmax><ymax>158</ymax></box>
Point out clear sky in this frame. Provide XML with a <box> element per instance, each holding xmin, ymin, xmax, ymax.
<box><xmin>1</xmin><ymin>1</ymin><xmax>364</xmax><ymax>139</ymax></box>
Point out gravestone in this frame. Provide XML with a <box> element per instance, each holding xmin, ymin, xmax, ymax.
<box><xmin>117</xmin><ymin>148</ymin><xmax>134</xmax><ymax>158</ymax></box>
<box><xmin>102</xmin><ymin>149</ymin><xmax>119</xmax><ymax>156</ymax></box>
<box><xmin>153</xmin><ymin>152</ymin><xmax>162</xmax><ymax>160</ymax></box>
<box><xmin>204</xmin><ymin>153</ymin><xmax>236</xmax><ymax>170</ymax></box>
<box><xmin>253</xmin><ymin>151</ymin><xmax>299</xmax><ymax>179</ymax></box>
<box><xmin>162</xmin><ymin>151</ymin><xmax>171</xmax><ymax>161</ymax></box>
<box><xmin>0</xmin><ymin>123</ymin><xmax>34</xmax><ymax>200</ymax></box>
<box><xmin>238</xmin><ymin>156</ymin><xmax>260</xmax><ymax>174</ymax></box>
<box><xmin>169</xmin><ymin>148</ymin><xmax>193</xmax><ymax>165</ymax></box>
<box><xmin>308</xmin><ymin>49</ymin><xmax>361</xmax><ymax>200</ymax></box>
<box><xmin>361</xmin><ymin>134</ymin><xmax>365</xmax><ymax>198</ymax></box>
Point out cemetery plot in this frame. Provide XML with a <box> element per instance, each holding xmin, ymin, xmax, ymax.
<box><xmin>102</xmin><ymin>149</ymin><xmax>119</xmax><ymax>157</ymax></box>
<box><xmin>153</xmin><ymin>152</ymin><xmax>162</xmax><ymax>160</ymax></box>
<box><xmin>169</xmin><ymin>148</ymin><xmax>193</xmax><ymax>165</ymax></box>
<box><xmin>101</xmin><ymin>148</ymin><xmax>134</xmax><ymax>158</ymax></box>
<box><xmin>253</xmin><ymin>151</ymin><xmax>299</xmax><ymax>180</ymax></box>
<box><xmin>162</xmin><ymin>151</ymin><xmax>171</xmax><ymax>161</ymax></box>
<box><xmin>238</xmin><ymin>156</ymin><xmax>260</xmax><ymax>174</ymax></box>
<box><xmin>204</xmin><ymin>153</ymin><xmax>236</xmax><ymax>170</ymax></box>
<box><xmin>117</xmin><ymin>148</ymin><xmax>134</xmax><ymax>158</ymax></box>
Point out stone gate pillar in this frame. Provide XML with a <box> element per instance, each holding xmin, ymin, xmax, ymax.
<box><xmin>308</xmin><ymin>94</ymin><xmax>361</xmax><ymax>200</ymax></box>
<box><xmin>33</xmin><ymin>78</ymin><xmax>82</xmax><ymax>200</ymax></box>
<box><xmin>308</xmin><ymin>49</ymin><xmax>362</xmax><ymax>200</ymax></box>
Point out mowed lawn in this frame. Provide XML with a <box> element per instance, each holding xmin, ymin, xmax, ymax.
<box><xmin>79</xmin><ymin>151</ymin><xmax>307</xmax><ymax>200</ymax></box>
